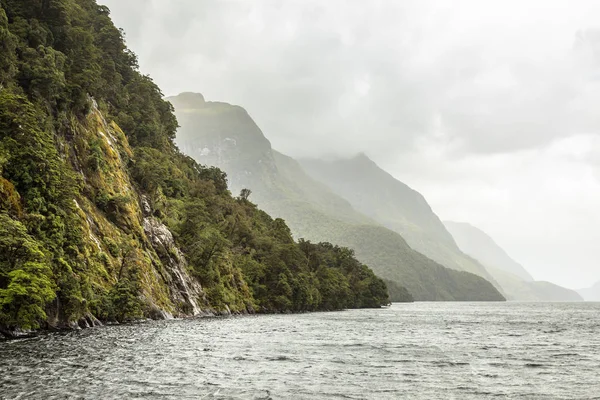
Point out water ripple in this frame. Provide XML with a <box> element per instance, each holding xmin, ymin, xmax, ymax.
<box><xmin>1</xmin><ymin>302</ymin><xmax>599</xmax><ymax>399</ymax></box>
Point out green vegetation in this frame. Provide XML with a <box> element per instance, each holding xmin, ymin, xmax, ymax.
<box><xmin>383</xmin><ymin>280</ymin><xmax>414</xmax><ymax>303</ymax></box>
<box><xmin>298</xmin><ymin>155</ymin><xmax>501</xmax><ymax>288</ymax></box>
<box><xmin>169</xmin><ymin>93</ymin><xmax>505</xmax><ymax>302</ymax></box>
<box><xmin>0</xmin><ymin>213</ymin><xmax>55</xmax><ymax>329</ymax></box>
<box><xmin>0</xmin><ymin>0</ymin><xmax>389</xmax><ymax>336</ymax></box>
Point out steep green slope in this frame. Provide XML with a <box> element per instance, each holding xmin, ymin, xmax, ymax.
<box><xmin>170</xmin><ymin>93</ymin><xmax>505</xmax><ymax>302</ymax></box>
<box><xmin>445</xmin><ymin>221</ymin><xmax>582</xmax><ymax>301</ymax></box>
<box><xmin>0</xmin><ymin>1</ymin><xmax>389</xmax><ymax>337</ymax></box>
<box><xmin>298</xmin><ymin>156</ymin><xmax>500</xmax><ymax>287</ymax></box>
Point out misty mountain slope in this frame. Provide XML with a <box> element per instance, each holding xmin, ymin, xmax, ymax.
<box><xmin>271</xmin><ymin>150</ymin><xmax>373</xmax><ymax>225</ymax></box>
<box><xmin>298</xmin><ymin>156</ymin><xmax>499</xmax><ymax>285</ymax></box>
<box><xmin>487</xmin><ymin>267</ymin><xmax>582</xmax><ymax>302</ymax></box>
<box><xmin>526</xmin><ymin>282</ymin><xmax>582</xmax><ymax>302</ymax></box>
<box><xmin>445</xmin><ymin>221</ymin><xmax>582</xmax><ymax>301</ymax></box>
<box><xmin>169</xmin><ymin>92</ymin><xmax>505</xmax><ymax>302</ymax></box>
<box><xmin>444</xmin><ymin>221</ymin><xmax>534</xmax><ymax>281</ymax></box>
<box><xmin>578</xmin><ymin>281</ymin><xmax>600</xmax><ymax>301</ymax></box>
<box><xmin>172</xmin><ymin>93</ymin><xmax>370</xmax><ymax>225</ymax></box>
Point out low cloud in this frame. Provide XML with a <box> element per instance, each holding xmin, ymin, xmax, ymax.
<box><xmin>101</xmin><ymin>0</ymin><xmax>600</xmax><ymax>287</ymax></box>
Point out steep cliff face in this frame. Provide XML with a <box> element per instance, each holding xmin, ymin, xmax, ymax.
<box><xmin>1</xmin><ymin>99</ymin><xmax>389</xmax><ymax>335</ymax></box>
<box><xmin>81</xmin><ymin>103</ymin><xmax>216</xmax><ymax>319</ymax></box>
<box><xmin>170</xmin><ymin>92</ymin><xmax>506</xmax><ymax>302</ymax></box>
<box><xmin>0</xmin><ymin>1</ymin><xmax>390</xmax><ymax>337</ymax></box>
<box><xmin>141</xmin><ymin>213</ymin><xmax>204</xmax><ymax>316</ymax></box>
<box><xmin>77</xmin><ymin>103</ymin><xmax>206</xmax><ymax>320</ymax></box>
<box><xmin>1</xmin><ymin>93</ymin><xmax>209</xmax><ymax>337</ymax></box>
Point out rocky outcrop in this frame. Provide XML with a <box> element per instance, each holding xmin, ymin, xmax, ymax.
<box><xmin>142</xmin><ymin>215</ymin><xmax>204</xmax><ymax>316</ymax></box>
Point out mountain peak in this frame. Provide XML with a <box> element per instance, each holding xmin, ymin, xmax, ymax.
<box><xmin>353</xmin><ymin>152</ymin><xmax>373</xmax><ymax>161</ymax></box>
<box><xmin>167</xmin><ymin>92</ymin><xmax>206</xmax><ymax>108</ymax></box>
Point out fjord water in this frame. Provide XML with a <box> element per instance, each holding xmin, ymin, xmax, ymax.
<box><xmin>1</xmin><ymin>303</ymin><xmax>598</xmax><ymax>399</ymax></box>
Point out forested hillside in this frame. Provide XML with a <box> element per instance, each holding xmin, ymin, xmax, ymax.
<box><xmin>298</xmin><ymin>155</ymin><xmax>500</xmax><ymax>288</ymax></box>
<box><xmin>170</xmin><ymin>93</ymin><xmax>505</xmax><ymax>302</ymax></box>
<box><xmin>0</xmin><ymin>0</ymin><xmax>389</xmax><ymax>337</ymax></box>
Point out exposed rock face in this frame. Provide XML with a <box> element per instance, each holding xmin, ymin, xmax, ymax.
<box><xmin>22</xmin><ymin>104</ymin><xmax>211</xmax><ymax>333</ymax></box>
<box><xmin>142</xmin><ymin>215</ymin><xmax>204</xmax><ymax>316</ymax></box>
<box><xmin>65</xmin><ymin>105</ymin><xmax>204</xmax><ymax>322</ymax></box>
<box><xmin>0</xmin><ymin>327</ymin><xmax>37</xmax><ymax>340</ymax></box>
<box><xmin>77</xmin><ymin>313</ymin><xmax>103</xmax><ymax>329</ymax></box>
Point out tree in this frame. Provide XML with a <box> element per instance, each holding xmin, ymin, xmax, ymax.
<box><xmin>0</xmin><ymin>213</ymin><xmax>55</xmax><ymax>330</ymax></box>
<box><xmin>0</xmin><ymin>7</ymin><xmax>18</xmax><ymax>87</ymax></box>
<box><xmin>239</xmin><ymin>188</ymin><xmax>252</xmax><ymax>201</ymax></box>
<box><xmin>0</xmin><ymin>0</ymin><xmax>391</xmax><ymax>331</ymax></box>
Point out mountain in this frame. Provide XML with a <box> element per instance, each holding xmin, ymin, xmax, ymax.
<box><xmin>173</xmin><ymin>93</ymin><xmax>370</xmax><ymax>226</ymax></box>
<box><xmin>578</xmin><ymin>281</ymin><xmax>600</xmax><ymax>301</ymax></box>
<box><xmin>486</xmin><ymin>267</ymin><xmax>583</xmax><ymax>302</ymax></box>
<box><xmin>170</xmin><ymin>93</ymin><xmax>505</xmax><ymax>302</ymax></box>
<box><xmin>445</xmin><ymin>221</ymin><xmax>582</xmax><ymax>301</ymax></box>
<box><xmin>0</xmin><ymin>1</ymin><xmax>389</xmax><ymax>337</ymax></box>
<box><xmin>444</xmin><ymin>222</ymin><xmax>533</xmax><ymax>281</ymax></box>
<box><xmin>298</xmin><ymin>156</ymin><xmax>500</xmax><ymax>287</ymax></box>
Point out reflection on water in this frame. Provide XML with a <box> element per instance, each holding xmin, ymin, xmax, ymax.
<box><xmin>1</xmin><ymin>302</ymin><xmax>599</xmax><ymax>399</ymax></box>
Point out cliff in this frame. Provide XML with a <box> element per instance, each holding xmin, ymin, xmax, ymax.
<box><xmin>0</xmin><ymin>1</ymin><xmax>389</xmax><ymax>337</ymax></box>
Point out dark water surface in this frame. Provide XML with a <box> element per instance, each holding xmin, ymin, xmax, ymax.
<box><xmin>1</xmin><ymin>302</ymin><xmax>599</xmax><ymax>399</ymax></box>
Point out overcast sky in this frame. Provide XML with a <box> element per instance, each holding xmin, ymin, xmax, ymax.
<box><xmin>100</xmin><ymin>0</ymin><xmax>600</xmax><ymax>289</ymax></box>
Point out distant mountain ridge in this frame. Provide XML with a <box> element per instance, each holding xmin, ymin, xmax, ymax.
<box><xmin>444</xmin><ymin>221</ymin><xmax>583</xmax><ymax>302</ymax></box>
<box><xmin>298</xmin><ymin>155</ymin><xmax>500</xmax><ymax>287</ymax></box>
<box><xmin>444</xmin><ymin>221</ymin><xmax>533</xmax><ymax>281</ymax></box>
<box><xmin>169</xmin><ymin>92</ymin><xmax>505</xmax><ymax>302</ymax></box>
<box><xmin>578</xmin><ymin>281</ymin><xmax>600</xmax><ymax>301</ymax></box>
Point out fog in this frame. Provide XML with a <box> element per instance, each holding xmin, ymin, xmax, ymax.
<box><xmin>100</xmin><ymin>0</ymin><xmax>600</xmax><ymax>289</ymax></box>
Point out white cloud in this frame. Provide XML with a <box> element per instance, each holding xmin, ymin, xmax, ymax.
<box><xmin>101</xmin><ymin>0</ymin><xmax>600</xmax><ymax>288</ymax></box>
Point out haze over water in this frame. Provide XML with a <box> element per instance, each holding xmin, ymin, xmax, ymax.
<box><xmin>1</xmin><ymin>303</ymin><xmax>599</xmax><ymax>399</ymax></box>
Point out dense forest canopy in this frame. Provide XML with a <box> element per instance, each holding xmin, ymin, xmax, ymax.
<box><xmin>0</xmin><ymin>0</ymin><xmax>389</xmax><ymax>335</ymax></box>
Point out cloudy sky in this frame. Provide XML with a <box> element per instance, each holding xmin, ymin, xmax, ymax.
<box><xmin>100</xmin><ymin>0</ymin><xmax>600</xmax><ymax>289</ymax></box>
